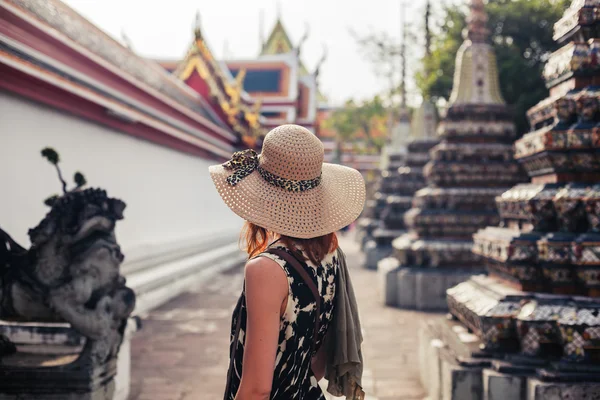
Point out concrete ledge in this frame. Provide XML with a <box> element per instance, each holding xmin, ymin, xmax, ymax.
<box><xmin>441</xmin><ymin>357</ymin><xmax>483</xmax><ymax>400</ymax></box>
<box><xmin>418</xmin><ymin>319</ymin><xmax>600</xmax><ymax>400</ymax></box>
<box><xmin>419</xmin><ymin>319</ymin><xmax>486</xmax><ymax>400</ymax></box>
<box><xmin>483</xmin><ymin>369</ymin><xmax>526</xmax><ymax>400</ymax></box>
<box><xmin>126</xmin><ymin>240</ymin><xmax>245</xmax><ymax>315</ymax></box>
<box><xmin>418</xmin><ymin>321</ymin><xmax>444</xmax><ymax>400</ymax></box>
<box><xmin>363</xmin><ymin>241</ymin><xmax>392</xmax><ymax>270</ymax></box>
<box><xmin>121</xmin><ymin>233</ymin><xmax>236</xmax><ymax>276</ymax></box>
<box><xmin>388</xmin><ymin>267</ymin><xmax>480</xmax><ymax>311</ymax></box>
<box><xmin>377</xmin><ymin>257</ymin><xmax>400</xmax><ymax>306</ymax></box>
<box><xmin>527</xmin><ymin>378</ymin><xmax>600</xmax><ymax>400</ymax></box>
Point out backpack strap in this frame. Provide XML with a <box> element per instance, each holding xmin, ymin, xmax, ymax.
<box><xmin>266</xmin><ymin>248</ymin><xmax>321</xmax><ymax>355</ymax></box>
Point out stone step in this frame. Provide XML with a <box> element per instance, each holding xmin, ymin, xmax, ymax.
<box><xmin>125</xmin><ymin>241</ymin><xmax>246</xmax><ymax>315</ymax></box>
<box><xmin>377</xmin><ymin>263</ymin><xmax>481</xmax><ymax>311</ymax></box>
<box><xmin>419</xmin><ymin>318</ymin><xmax>600</xmax><ymax>400</ymax></box>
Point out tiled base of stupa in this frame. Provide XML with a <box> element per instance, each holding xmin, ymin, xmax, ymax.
<box><xmin>356</xmin><ymin>193</ymin><xmax>387</xmax><ymax>251</ymax></box>
<box><xmin>417</xmin><ymin>275</ymin><xmax>600</xmax><ymax>400</ymax></box>
<box><xmin>418</xmin><ymin>317</ymin><xmax>600</xmax><ymax>400</ymax></box>
<box><xmin>378</xmin><ymin>258</ymin><xmax>478</xmax><ymax>310</ymax></box>
<box><xmin>364</xmin><ymin>141</ymin><xmax>436</xmax><ymax>269</ymax></box>
<box><xmin>356</xmin><ymin>217</ymin><xmax>379</xmax><ymax>250</ymax></box>
<box><xmin>364</xmin><ymin>237</ymin><xmax>395</xmax><ymax>270</ymax></box>
<box><xmin>363</xmin><ymin>222</ymin><xmax>409</xmax><ymax>270</ymax></box>
<box><xmin>377</xmin><ymin>233</ymin><xmax>485</xmax><ymax>310</ymax></box>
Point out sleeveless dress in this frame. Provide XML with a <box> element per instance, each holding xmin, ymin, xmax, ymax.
<box><xmin>224</xmin><ymin>243</ymin><xmax>339</xmax><ymax>400</ymax></box>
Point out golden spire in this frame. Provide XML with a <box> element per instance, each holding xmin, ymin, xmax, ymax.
<box><xmin>448</xmin><ymin>0</ymin><xmax>504</xmax><ymax>106</ymax></box>
<box><xmin>194</xmin><ymin>10</ymin><xmax>202</xmax><ymax>40</ymax></box>
<box><xmin>466</xmin><ymin>0</ymin><xmax>489</xmax><ymax>43</ymax></box>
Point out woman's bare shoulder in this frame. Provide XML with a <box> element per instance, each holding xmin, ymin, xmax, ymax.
<box><xmin>244</xmin><ymin>257</ymin><xmax>288</xmax><ymax>309</ymax></box>
<box><xmin>245</xmin><ymin>257</ymin><xmax>287</xmax><ymax>286</ymax></box>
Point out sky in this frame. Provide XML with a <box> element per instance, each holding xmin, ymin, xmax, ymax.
<box><xmin>61</xmin><ymin>0</ymin><xmax>456</xmax><ymax>106</ymax></box>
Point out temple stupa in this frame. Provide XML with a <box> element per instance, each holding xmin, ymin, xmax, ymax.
<box><xmin>378</xmin><ymin>0</ymin><xmax>525</xmax><ymax>309</ymax></box>
<box><xmin>362</xmin><ymin>105</ymin><xmax>412</xmax><ymax>268</ymax></box>
<box><xmin>358</xmin><ymin>13</ymin><xmax>413</xmax><ymax>258</ymax></box>
<box><xmin>420</xmin><ymin>1</ymin><xmax>600</xmax><ymax>398</ymax></box>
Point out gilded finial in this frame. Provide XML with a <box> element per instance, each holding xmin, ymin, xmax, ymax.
<box><xmin>194</xmin><ymin>10</ymin><xmax>202</xmax><ymax>40</ymax></box>
<box><xmin>235</xmin><ymin>69</ymin><xmax>246</xmax><ymax>86</ymax></box>
<box><xmin>252</xmin><ymin>99</ymin><xmax>262</xmax><ymax>114</ymax></box>
<box><xmin>466</xmin><ymin>0</ymin><xmax>489</xmax><ymax>42</ymax></box>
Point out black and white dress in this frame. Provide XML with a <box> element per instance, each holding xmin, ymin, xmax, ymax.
<box><xmin>224</xmin><ymin>243</ymin><xmax>338</xmax><ymax>400</ymax></box>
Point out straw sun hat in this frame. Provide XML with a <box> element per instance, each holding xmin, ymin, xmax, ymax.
<box><xmin>209</xmin><ymin>124</ymin><xmax>366</xmax><ymax>239</ymax></box>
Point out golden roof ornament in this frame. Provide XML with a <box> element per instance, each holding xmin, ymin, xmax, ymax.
<box><xmin>234</xmin><ymin>69</ymin><xmax>246</xmax><ymax>88</ymax></box>
<box><xmin>194</xmin><ymin>10</ymin><xmax>202</xmax><ymax>40</ymax></box>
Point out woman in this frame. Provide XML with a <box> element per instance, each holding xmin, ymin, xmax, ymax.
<box><xmin>209</xmin><ymin>124</ymin><xmax>366</xmax><ymax>400</ymax></box>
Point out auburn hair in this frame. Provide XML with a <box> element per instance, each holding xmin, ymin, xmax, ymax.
<box><xmin>240</xmin><ymin>221</ymin><xmax>338</xmax><ymax>265</ymax></box>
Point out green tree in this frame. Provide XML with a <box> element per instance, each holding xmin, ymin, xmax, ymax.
<box><xmin>324</xmin><ymin>96</ymin><xmax>388</xmax><ymax>159</ymax></box>
<box><xmin>416</xmin><ymin>0</ymin><xmax>569</xmax><ymax>134</ymax></box>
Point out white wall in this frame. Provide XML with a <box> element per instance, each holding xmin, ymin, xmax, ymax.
<box><xmin>0</xmin><ymin>92</ymin><xmax>242</xmax><ymax>254</ymax></box>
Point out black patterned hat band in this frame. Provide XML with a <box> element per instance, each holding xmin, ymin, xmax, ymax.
<box><xmin>222</xmin><ymin>149</ymin><xmax>322</xmax><ymax>193</ymax></box>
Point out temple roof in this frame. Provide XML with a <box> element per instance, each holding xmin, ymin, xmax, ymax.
<box><xmin>261</xmin><ymin>17</ymin><xmax>309</xmax><ymax>76</ymax></box>
<box><xmin>7</xmin><ymin>0</ymin><xmax>232</xmax><ymax>130</ymax></box>
<box><xmin>261</xmin><ymin>19</ymin><xmax>295</xmax><ymax>55</ymax></box>
<box><xmin>225</xmin><ymin>53</ymin><xmax>300</xmax><ymax>102</ymax></box>
<box><xmin>1</xmin><ymin>0</ymin><xmax>248</xmax><ymax>160</ymax></box>
<box><xmin>230</xmin><ymin>68</ymin><xmax>283</xmax><ymax>93</ymax></box>
<box><xmin>171</xmin><ymin>14</ymin><xmax>264</xmax><ymax>145</ymax></box>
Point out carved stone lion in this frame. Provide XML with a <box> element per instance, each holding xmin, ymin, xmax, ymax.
<box><xmin>0</xmin><ymin>187</ymin><xmax>135</xmax><ymax>363</ymax></box>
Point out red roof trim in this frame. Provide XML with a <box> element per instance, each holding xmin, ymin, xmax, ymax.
<box><xmin>0</xmin><ymin>58</ymin><xmax>228</xmax><ymax>161</ymax></box>
<box><xmin>1</xmin><ymin>2</ymin><xmax>236</xmax><ymax>144</ymax></box>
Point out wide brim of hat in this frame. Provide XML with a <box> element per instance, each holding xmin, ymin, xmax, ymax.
<box><xmin>209</xmin><ymin>162</ymin><xmax>366</xmax><ymax>239</ymax></box>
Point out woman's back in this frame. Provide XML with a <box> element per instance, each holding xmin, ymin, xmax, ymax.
<box><xmin>225</xmin><ymin>242</ymin><xmax>339</xmax><ymax>400</ymax></box>
<box><xmin>211</xmin><ymin>124</ymin><xmax>365</xmax><ymax>399</ymax></box>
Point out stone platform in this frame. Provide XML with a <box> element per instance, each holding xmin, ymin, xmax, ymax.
<box><xmin>419</xmin><ymin>317</ymin><xmax>600</xmax><ymax>400</ymax></box>
<box><xmin>378</xmin><ymin>257</ymin><xmax>481</xmax><ymax>310</ymax></box>
<box><xmin>0</xmin><ymin>320</ymin><xmax>138</xmax><ymax>400</ymax></box>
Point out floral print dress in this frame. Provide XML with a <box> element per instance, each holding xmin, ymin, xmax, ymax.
<box><xmin>224</xmin><ymin>243</ymin><xmax>339</xmax><ymax>400</ymax></box>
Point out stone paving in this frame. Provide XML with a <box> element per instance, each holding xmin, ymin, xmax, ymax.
<box><xmin>129</xmin><ymin>234</ymin><xmax>436</xmax><ymax>400</ymax></box>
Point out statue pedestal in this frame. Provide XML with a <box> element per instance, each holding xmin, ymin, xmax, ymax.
<box><xmin>114</xmin><ymin>319</ymin><xmax>140</xmax><ymax>400</ymax></box>
<box><xmin>0</xmin><ymin>319</ymin><xmax>139</xmax><ymax>400</ymax></box>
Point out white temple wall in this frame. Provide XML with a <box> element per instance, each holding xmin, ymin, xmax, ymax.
<box><xmin>0</xmin><ymin>91</ymin><xmax>242</xmax><ymax>257</ymax></box>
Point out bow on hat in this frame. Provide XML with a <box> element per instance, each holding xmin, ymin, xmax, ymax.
<box><xmin>222</xmin><ymin>148</ymin><xmax>322</xmax><ymax>192</ymax></box>
<box><xmin>223</xmin><ymin>149</ymin><xmax>259</xmax><ymax>186</ymax></box>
